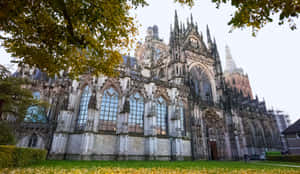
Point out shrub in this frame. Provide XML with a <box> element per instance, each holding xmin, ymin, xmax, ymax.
<box><xmin>266</xmin><ymin>154</ymin><xmax>300</xmax><ymax>162</ymax></box>
<box><xmin>266</xmin><ymin>151</ymin><xmax>281</xmax><ymax>156</ymax></box>
<box><xmin>0</xmin><ymin>123</ymin><xmax>15</xmax><ymax>145</ymax></box>
<box><xmin>0</xmin><ymin>145</ymin><xmax>47</xmax><ymax>168</ymax></box>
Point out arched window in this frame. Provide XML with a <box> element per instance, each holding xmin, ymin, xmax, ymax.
<box><xmin>24</xmin><ymin>92</ymin><xmax>47</xmax><ymax>123</ymax></box>
<box><xmin>189</xmin><ymin>67</ymin><xmax>213</xmax><ymax>102</ymax></box>
<box><xmin>129</xmin><ymin>93</ymin><xmax>144</xmax><ymax>133</ymax></box>
<box><xmin>99</xmin><ymin>88</ymin><xmax>119</xmax><ymax>131</ymax></box>
<box><xmin>28</xmin><ymin>134</ymin><xmax>38</xmax><ymax>148</ymax></box>
<box><xmin>156</xmin><ymin>96</ymin><xmax>168</xmax><ymax>135</ymax></box>
<box><xmin>76</xmin><ymin>86</ymin><xmax>91</xmax><ymax>130</ymax></box>
<box><xmin>179</xmin><ymin>102</ymin><xmax>185</xmax><ymax>135</ymax></box>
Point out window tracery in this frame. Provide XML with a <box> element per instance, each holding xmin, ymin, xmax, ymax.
<box><xmin>129</xmin><ymin>93</ymin><xmax>144</xmax><ymax>133</ymax></box>
<box><xmin>99</xmin><ymin>88</ymin><xmax>119</xmax><ymax>132</ymax></box>
<box><xmin>76</xmin><ymin>86</ymin><xmax>91</xmax><ymax>130</ymax></box>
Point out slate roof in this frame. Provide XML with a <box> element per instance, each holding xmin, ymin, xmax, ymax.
<box><xmin>283</xmin><ymin>119</ymin><xmax>300</xmax><ymax>134</ymax></box>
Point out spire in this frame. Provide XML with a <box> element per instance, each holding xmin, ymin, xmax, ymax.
<box><xmin>213</xmin><ymin>37</ymin><xmax>220</xmax><ymax>59</ymax></box>
<box><xmin>174</xmin><ymin>10</ymin><xmax>179</xmax><ymax>34</ymax></box>
<box><xmin>206</xmin><ymin>25</ymin><xmax>212</xmax><ymax>45</ymax></box>
<box><xmin>225</xmin><ymin>45</ymin><xmax>238</xmax><ymax>73</ymax></box>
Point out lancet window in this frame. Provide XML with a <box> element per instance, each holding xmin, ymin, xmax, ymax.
<box><xmin>76</xmin><ymin>86</ymin><xmax>91</xmax><ymax>130</ymax></box>
<box><xmin>99</xmin><ymin>88</ymin><xmax>119</xmax><ymax>131</ymax></box>
<box><xmin>128</xmin><ymin>93</ymin><xmax>144</xmax><ymax>133</ymax></box>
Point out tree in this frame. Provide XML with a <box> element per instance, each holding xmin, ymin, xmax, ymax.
<box><xmin>0</xmin><ymin>0</ymin><xmax>146</xmax><ymax>78</ymax></box>
<box><xmin>0</xmin><ymin>0</ymin><xmax>299</xmax><ymax>79</ymax></box>
<box><xmin>0</xmin><ymin>65</ymin><xmax>37</xmax><ymax>121</ymax></box>
<box><xmin>0</xmin><ymin>65</ymin><xmax>40</xmax><ymax>145</ymax></box>
<box><xmin>176</xmin><ymin>0</ymin><xmax>300</xmax><ymax>35</ymax></box>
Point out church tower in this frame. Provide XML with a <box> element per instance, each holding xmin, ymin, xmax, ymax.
<box><xmin>168</xmin><ymin>10</ymin><xmax>186</xmax><ymax>85</ymax></box>
<box><xmin>224</xmin><ymin>45</ymin><xmax>253</xmax><ymax>99</ymax></box>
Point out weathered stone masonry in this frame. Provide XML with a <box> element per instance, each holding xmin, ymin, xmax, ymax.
<box><xmin>14</xmin><ymin>12</ymin><xmax>282</xmax><ymax>160</ymax></box>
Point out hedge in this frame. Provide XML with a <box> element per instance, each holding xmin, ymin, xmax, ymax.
<box><xmin>266</xmin><ymin>151</ymin><xmax>281</xmax><ymax>156</ymax></box>
<box><xmin>0</xmin><ymin>145</ymin><xmax>47</xmax><ymax>168</ymax></box>
<box><xmin>266</xmin><ymin>154</ymin><xmax>300</xmax><ymax>162</ymax></box>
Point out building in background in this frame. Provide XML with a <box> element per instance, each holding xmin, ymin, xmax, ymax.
<box><xmin>282</xmin><ymin>119</ymin><xmax>300</xmax><ymax>154</ymax></box>
<box><xmin>10</xmin><ymin>12</ymin><xmax>283</xmax><ymax>161</ymax></box>
<box><xmin>224</xmin><ymin>46</ymin><xmax>253</xmax><ymax>99</ymax></box>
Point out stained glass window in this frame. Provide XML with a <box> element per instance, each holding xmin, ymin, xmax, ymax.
<box><xmin>24</xmin><ymin>92</ymin><xmax>47</xmax><ymax>123</ymax></box>
<box><xmin>76</xmin><ymin>86</ymin><xmax>91</xmax><ymax>130</ymax></box>
<box><xmin>129</xmin><ymin>93</ymin><xmax>144</xmax><ymax>133</ymax></box>
<box><xmin>99</xmin><ymin>88</ymin><xmax>119</xmax><ymax>131</ymax></box>
<box><xmin>156</xmin><ymin>96</ymin><xmax>168</xmax><ymax>135</ymax></box>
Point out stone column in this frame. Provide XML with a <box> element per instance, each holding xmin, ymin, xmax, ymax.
<box><xmin>170</xmin><ymin>105</ymin><xmax>183</xmax><ymax>160</ymax></box>
<box><xmin>224</xmin><ymin>131</ymin><xmax>232</xmax><ymax>160</ymax></box>
<box><xmin>144</xmin><ymin>101</ymin><xmax>157</xmax><ymax>160</ymax></box>
<box><xmin>50</xmin><ymin>110</ymin><xmax>73</xmax><ymax>159</ymax></box>
<box><xmin>116</xmin><ymin>96</ymin><xmax>129</xmax><ymax>160</ymax></box>
<box><xmin>80</xmin><ymin>108</ymin><xmax>96</xmax><ymax>159</ymax></box>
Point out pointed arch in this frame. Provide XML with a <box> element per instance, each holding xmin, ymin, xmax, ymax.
<box><xmin>244</xmin><ymin>120</ymin><xmax>256</xmax><ymax>148</ymax></box>
<box><xmin>128</xmin><ymin>92</ymin><xmax>144</xmax><ymax>133</ymax></box>
<box><xmin>154</xmin><ymin>87</ymin><xmax>171</xmax><ymax>104</ymax></box>
<box><xmin>188</xmin><ymin>63</ymin><xmax>217</xmax><ymax>102</ymax></box>
<box><xmin>254</xmin><ymin>120</ymin><xmax>266</xmax><ymax>147</ymax></box>
<box><xmin>100</xmin><ymin>78</ymin><xmax>122</xmax><ymax>96</ymax></box>
<box><xmin>156</xmin><ymin>96</ymin><xmax>168</xmax><ymax>135</ymax></box>
<box><xmin>76</xmin><ymin>86</ymin><xmax>92</xmax><ymax>130</ymax></box>
<box><xmin>99</xmin><ymin>87</ymin><xmax>119</xmax><ymax>132</ymax></box>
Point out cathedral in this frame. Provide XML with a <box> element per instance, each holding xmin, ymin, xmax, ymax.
<box><xmin>14</xmin><ymin>12</ymin><xmax>282</xmax><ymax>160</ymax></box>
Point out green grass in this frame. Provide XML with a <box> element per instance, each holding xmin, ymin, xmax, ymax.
<box><xmin>261</xmin><ymin>161</ymin><xmax>300</xmax><ymax>166</ymax></box>
<box><xmin>28</xmin><ymin>160</ymin><xmax>300</xmax><ymax>170</ymax></box>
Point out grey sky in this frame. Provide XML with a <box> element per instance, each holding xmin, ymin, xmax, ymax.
<box><xmin>0</xmin><ymin>0</ymin><xmax>299</xmax><ymax>123</ymax></box>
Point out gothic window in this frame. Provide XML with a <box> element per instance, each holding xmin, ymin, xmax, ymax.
<box><xmin>28</xmin><ymin>134</ymin><xmax>38</xmax><ymax>148</ymax></box>
<box><xmin>129</xmin><ymin>93</ymin><xmax>144</xmax><ymax>133</ymax></box>
<box><xmin>24</xmin><ymin>92</ymin><xmax>47</xmax><ymax>123</ymax></box>
<box><xmin>179</xmin><ymin>102</ymin><xmax>185</xmax><ymax>135</ymax></box>
<box><xmin>99</xmin><ymin>88</ymin><xmax>119</xmax><ymax>132</ymax></box>
<box><xmin>189</xmin><ymin>66</ymin><xmax>213</xmax><ymax>102</ymax></box>
<box><xmin>76</xmin><ymin>86</ymin><xmax>92</xmax><ymax>130</ymax></box>
<box><xmin>156</xmin><ymin>96</ymin><xmax>168</xmax><ymax>135</ymax></box>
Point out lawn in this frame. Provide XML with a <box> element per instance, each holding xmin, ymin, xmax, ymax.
<box><xmin>1</xmin><ymin>160</ymin><xmax>300</xmax><ymax>174</ymax></box>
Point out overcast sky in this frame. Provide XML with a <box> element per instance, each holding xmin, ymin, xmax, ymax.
<box><xmin>0</xmin><ymin>0</ymin><xmax>299</xmax><ymax>123</ymax></box>
<box><xmin>130</xmin><ymin>0</ymin><xmax>300</xmax><ymax>124</ymax></box>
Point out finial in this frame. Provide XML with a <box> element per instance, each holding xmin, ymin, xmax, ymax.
<box><xmin>174</xmin><ymin>10</ymin><xmax>179</xmax><ymax>33</ymax></box>
<box><xmin>206</xmin><ymin>25</ymin><xmax>212</xmax><ymax>44</ymax></box>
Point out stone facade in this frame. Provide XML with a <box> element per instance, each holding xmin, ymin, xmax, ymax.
<box><xmin>14</xmin><ymin>12</ymin><xmax>282</xmax><ymax>160</ymax></box>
